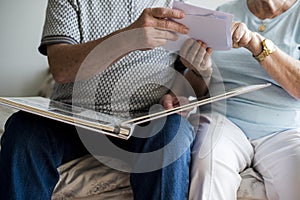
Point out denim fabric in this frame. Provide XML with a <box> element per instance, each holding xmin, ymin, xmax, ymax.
<box><xmin>128</xmin><ymin>114</ymin><xmax>195</xmax><ymax>200</ymax></box>
<box><xmin>0</xmin><ymin>111</ymin><xmax>89</xmax><ymax>200</ymax></box>
<box><xmin>0</xmin><ymin>111</ymin><xmax>194</xmax><ymax>200</ymax></box>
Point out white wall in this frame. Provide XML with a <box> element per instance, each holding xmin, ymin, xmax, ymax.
<box><xmin>0</xmin><ymin>0</ymin><xmax>48</xmax><ymax>97</ymax></box>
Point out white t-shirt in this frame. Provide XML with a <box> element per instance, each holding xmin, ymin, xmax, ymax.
<box><xmin>205</xmin><ymin>0</ymin><xmax>300</xmax><ymax>139</ymax></box>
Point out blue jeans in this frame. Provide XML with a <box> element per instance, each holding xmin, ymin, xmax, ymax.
<box><xmin>0</xmin><ymin>111</ymin><xmax>194</xmax><ymax>200</ymax></box>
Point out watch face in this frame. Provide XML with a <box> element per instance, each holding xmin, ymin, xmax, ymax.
<box><xmin>264</xmin><ymin>39</ymin><xmax>276</xmax><ymax>52</ymax></box>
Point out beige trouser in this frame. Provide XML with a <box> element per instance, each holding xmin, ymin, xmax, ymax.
<box><xmin>189</xmin><ymin>113</ymin><xmax>300</xmax><ymax>200</ymax></box>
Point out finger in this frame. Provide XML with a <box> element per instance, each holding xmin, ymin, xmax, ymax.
<box><xmin>150</xmin><ymin>7</ymin><xmax>185</xmax><ymax>19</ymax></box>
<box><xmin>233</xmin><ymin>27</ymin><xmax>243</xmax><ymax>44</ymax></box>
<box><xmin>201</xmin><ymin>48</ymin><xmax>213</xmax><ymax>71</ymax></box>
<box><xmin>202</xmin><ymin>49</ymin><xmax>212</xmax><ymax>65</ymax></box>
<box><xmin>149</xmin><ymin>8</ymin><xmax>188</xmax><ymax>34</ymax></box>
<box><xmin>179</xmin><ymin>38</ymin><xmax>194</xmax><ymax>59</ymax></box>
<box><xmin>155</xmin><ymin>18</ymin><xmax>188</xmax><ymax>34</ymax></box>
<box><xmin>199</xmin><ymin>43</ymin><xmax>211</xmax><ymax>64</ymax></box>
<box><xmin>163</xmin><ymin>100</ymin><xmax>174</xmax><ymax>109</ymax></box>
<box><xmin>231</xmin><ymin>22</ymin><xmax>239</xmax><ymax>38</ymax></box>
<box><xmin>206</xmin><ymin>47</ymin><xmax>213</xmax><ymax>54</ymax></box>
<box><xmin>154</xmin><ymin>29</ymin><xmax>179</xmax><ymax>41</ymax></box>
<box><xmin>194</xmin><ymin>47</ymin><xmax>213</xmax><ymax>76</ymax></box>
<box><xmin>172</xmin><ymin>97</ymin><xmax>180</xmax><ymax>107</ymax></box>
<box><xmin>186</xmin><ymin>40</ymin><xmax>201</xmax><ymax>65</ymax></box>
<box><xmin>193</xmin><ymin>42</ymin><xmax>206</xmax><ymax>68</ymax></box>
<box><xmin>238</xmin><ymin>30</ymin><xmax>252</xmax><ymax>47</ymax></box>
<box><xmin>177</xmin><ymin>96</ymin><xmax>190</xmax><ymax>106</ymax></box>
<box><xmin>199</xmin><ymin>55</ymin><xmax>213</xmax><ymax>77</ymax></box>
<box><xmin>176</xmin><ymin>96</ymin><xmax>191</xmax><ymax>118</ymax></box>
<box><xmin>231</xmin><ymin>22</ymin><xmax>241</xmax><ymax>47</ymax></box>
<box><xmin>161</xmin><ymin>94</ymin><xmax>175</xmax><ymax>109</ymax></box>
<box><xmin>232</xmin><ymin>22</ymin><xmax>249</xmax><ymax>47</ymax></box>
<box><xmin>191</xmin><ymin>41</ymin><xmax>207</xmax><ymax>70</ymax></box>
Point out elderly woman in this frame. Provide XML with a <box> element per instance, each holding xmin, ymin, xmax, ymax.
<box><xmin>186</xmin><ymin>0</ymin><xmax>300</xmax><ymax>199</ymax></box>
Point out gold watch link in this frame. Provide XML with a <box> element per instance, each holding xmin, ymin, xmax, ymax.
<box><xmin>254</xmin><ymin>39</ymin><xmax>277</xmax><ymax>62</ymax></box>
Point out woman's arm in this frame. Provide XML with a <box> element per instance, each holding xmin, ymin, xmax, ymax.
<box><xmin>232</xmin><ymin>22</ymin><xmax>300</xmax><ymax>99</ymax></box>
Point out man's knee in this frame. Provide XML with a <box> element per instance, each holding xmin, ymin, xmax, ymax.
<box><xmin>1</xmin><ymin>111</ymin><xmax>57</xmax><ymax>150</ymax></box>
<box><xmin>161</xmin><ymin>114</ymin><xmax>195</xmax><ymax>158</ymax></box>
<box><xmin>164</xmin><ymin>114</ymin><xmax>195</xmax><ymax>142</ymax></box>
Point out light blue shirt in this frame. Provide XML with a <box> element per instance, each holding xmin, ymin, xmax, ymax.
<box><xmin>204</xmin><ymin>0</ymin><xmax>300</xmax><ymax>139</ymax></box>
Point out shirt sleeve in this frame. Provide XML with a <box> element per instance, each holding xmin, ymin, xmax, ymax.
<box><xmin>38</xmin><ymin>0</ymin><xmax>80</xmax><ymax>55</ymax></box>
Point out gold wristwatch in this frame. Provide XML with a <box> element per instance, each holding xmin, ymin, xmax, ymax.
<box><xmin>254</xmin><ymin>39</ymin><xmax>277</xmax><ymax>62</ymax></box>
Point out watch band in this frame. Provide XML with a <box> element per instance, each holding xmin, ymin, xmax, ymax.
<box><xmin>254</xmin><ymin>39</ymin><xmax>276</xmax><ymax>62</ymax></box>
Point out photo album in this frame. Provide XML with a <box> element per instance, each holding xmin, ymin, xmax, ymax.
<box><xmin>0</xmin><ymin>83</ymin><xmax>271</xmax><ymax>140</ymax></box>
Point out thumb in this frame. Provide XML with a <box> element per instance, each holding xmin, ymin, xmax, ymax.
<box><xmin>161</xmin><ymin>94</ymin><xmax>175</xmax><ymax>109</ymax></box>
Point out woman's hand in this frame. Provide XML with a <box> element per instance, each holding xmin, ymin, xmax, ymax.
<box><xmin>126</xmin><ymin>7</ymin><xmax>189</xmax><ymax>50</ymax></box>
<box><xmin>179</xmin><ymin>38</ymin><xmax>213</xmax><ymax>78</ymax></box>
<box><xmin>231</xmin><ymin>22</ymin><xmax>263</xmax><ymax>56</ymax></box>
<box><xmin>232</xmin><ymin>22</ymin><xmax>253</xmax><ymax>48</ymax></box>
<box><xmin>160</xmin><ymin>94</ymin><xmax>192</xmax><ymax>118</ymax></box>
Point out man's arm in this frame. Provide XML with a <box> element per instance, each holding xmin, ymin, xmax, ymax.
<box><xmin>47</xmin><ymin>8</ymin><xmax>189</xmax><ymax>83</ymax></box>
<box><xmin>171</xmin><ymin>39</ymin><xmax>213</xmax><ymax>99</ymax></box>
<box><xmin>160</xmin><ymin>39</ymin><xmax>213</xmax><ymax>116</ymax></box>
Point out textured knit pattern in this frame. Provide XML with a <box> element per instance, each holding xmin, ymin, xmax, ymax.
<box><xmin>39</xmin><ymin>0</ymin><xmax>183</xmax><ymax>118</ymax></box>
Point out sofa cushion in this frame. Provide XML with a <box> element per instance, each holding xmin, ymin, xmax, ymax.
<box><xmin>52</xmin><ymin>155</ymin><xmax>132</xmax><ymax>200</ymax></box>
<box><xmin>53</xmin><ymin>155</ymin><xmax>267</xmax><ymax>200</ymax></box>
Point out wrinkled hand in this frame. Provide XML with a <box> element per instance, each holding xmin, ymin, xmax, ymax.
<box><xmin>126</xmin><ymin>7</ymin><xmax>189</xmax><ymax>50</ymax></box>
<box><xmin>179</xmin><ymin>38</ymin><xmax>213</xmax><ymax>77</ymax></box>
<box><xmin>231</xmin><ymin>22</ymin><xmax>255</xmax><ymax>49</ymax></box>
<box><xmin>160</xmin><ymin>94</ymin><xmax>192</xmax><ymax>118</ymax></box>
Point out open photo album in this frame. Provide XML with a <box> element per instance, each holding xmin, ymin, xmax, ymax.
<box><xmin>0</xmin><ymin>83</ymin><xmax>271</xmax><ymax>140</ymax></box>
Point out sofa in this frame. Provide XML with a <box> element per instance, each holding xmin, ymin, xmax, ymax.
<box><xmin>0</xmin><ymin>73</ymin><xmax>268</xmax><ymax>200</ymax></box>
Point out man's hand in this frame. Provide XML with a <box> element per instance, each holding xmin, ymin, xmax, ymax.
<box><xmin>126</xmin><ymin>7</ymin><xmax>189</xmax><ymax>50</ymax></box>
<box><xmin>160</xmin><ymin>94</ymin><xmax>192</xmax><ymax>118</ymax></box>
<box><xmin>179</xmin><ymin>38</ymin><xmax>213</xmax><ymax>78</ymax></box>
<box><xmin>47</xmin><ymin>8</ymin><xmax>189</xmax><ymax>83</ymax></box>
